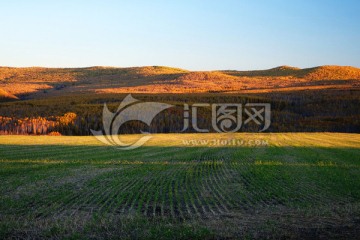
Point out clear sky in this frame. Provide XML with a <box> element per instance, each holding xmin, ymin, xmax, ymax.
<box><xmin>1</xmin><ymin>0</ymin><xmax>359</xmax><ymax>70</ymax></box>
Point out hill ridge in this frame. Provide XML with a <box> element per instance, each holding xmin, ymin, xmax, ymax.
<box><xmin>0</xmin><ymin>65</ymin><xmax>359</xmax><ymax>97</ymax></box>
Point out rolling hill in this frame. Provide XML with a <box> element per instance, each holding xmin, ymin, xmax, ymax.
<box><xmin>0</xmin><ymin>65</ymin><xmax>359</xmax><ymax>98</ymax></box>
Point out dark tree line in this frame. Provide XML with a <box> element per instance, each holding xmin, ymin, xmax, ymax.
<box><xmin>0</xmin><ymin>91</ymin><xmax>359</xmax><ymax>135</ymax></box>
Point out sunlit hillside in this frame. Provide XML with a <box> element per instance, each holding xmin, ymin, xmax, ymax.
<box><xmin>222</xmin><ymin>65</ymin><xmax>360</xmax><ymax>79</ymax></box>
<box><xmin>1</xmin><ymin>65</ymin><xmax>359</xmax><ymax>98</ymax></box>
<box><xmin>0</xmin><ymin>88</ymin><xmax>17</xmax><ymax>100</ymax></box>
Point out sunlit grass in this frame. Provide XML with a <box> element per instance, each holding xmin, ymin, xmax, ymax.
<box><xmin>0</xmin><ymin>133</ymin><xmax>359</xmax><ymax>238</ymax></box>
<box><xmin>1</xmin><ymin>132</ymin><xmax>359</xmax><ymax>147</ymax></box>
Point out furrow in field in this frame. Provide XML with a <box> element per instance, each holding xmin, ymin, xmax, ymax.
<box><xmin>188</xmin><ymin>162</ymin><xmax>209</xmax><ymax>218</ymax></box>
<box><xmin>216</xmin><ymin>159</ymin><xmax>240</xmax><ymax>209</ymax></box>
<box><xmin>221</xmin><ymin>161</ymin><xmax>253</xmax><ymax>210</ymax></box>
<box><xmin>201</xmin><ymin>160</ymin><xmax>227</xmax><ymax>214</ymax></box>
<box><xmin>195</xmin><ymin>161</ymin><xmax>215</xmax><ymax>216</ymax></box>
<box><xmin>122</xmin><ymin>165</ymin><xmax>157</xmax><ymax>216</ymax></box>
<box><xmin>110</xmin><ymin>171</ymin><xmax>147</xmax><ymax>215</ymax></box>
<box><xmin>54</xmin><ymin>168</ymin><xmax>124</xmax><ymax>218</ymax></box>
<box><xmin>183</xmin><ymin>162</ymin><xmax>202</xmax><ymax>218</ymax></box>
<box><xmin>208</xmin><ymin>160</ymin><xmax>232</xmax><ymax>212</ymax></box>
<box><xmin>232</xmin><ymin>163</ymin><xmax>265</xmax><ymax>208</ymax></box>
<box><xmin>37</xmin><ymin>168</ymin><xmax>116</xmax><ymax>218</ymax></box>
<box><xmin>96</xmin><ymin>167</ymin><xmax>143</xmax><ymax>215</ymax></box>
<box><xmin>143</xmin><ymin>168</ymin><xmax>163</xmax><ymax>218</ymax></box>
<box><xmin>177</xmin><ymin>163</ymin><xmax>195</xmax><ymax>219</ymax></box>
<box><xmin>140</xmin><ymin>166</ymin><xmax>166</xmax><ymax>217</ymax></box>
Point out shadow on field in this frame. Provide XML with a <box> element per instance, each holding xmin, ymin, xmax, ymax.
<box><xmin>0</xmin><ymin>144</ymin><xmax>360</xmax><ymax>239</ymax></box>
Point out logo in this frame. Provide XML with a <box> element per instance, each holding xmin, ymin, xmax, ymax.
<box><xmin>92</xmin><ymin>95</ymin><xmax>271</xmax><ymax>150</ymax></box>
<box><xmin>91</xmin><ymin>94</ymin><xmax>173</xmax><ymax>150</ymax></box>
<box><xmin>181</xmin><ymin>103</ymin><xmax>271</xmax><ymax>133</ymax></box>
<box><xmin>244</xmin><ymin>103</ymin><xmax>271</xmax><ymax>132</ymax></box>
<box><xmin>212</xmin><ymin>104</ymin><xmax>242</xmax><ymax>133</ymax></box>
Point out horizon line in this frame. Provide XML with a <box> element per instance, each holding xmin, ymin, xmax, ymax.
<box><xmin>0</xmin><ymin>64</ymin><xmax>359</xmax><ymax>72</ymax></box>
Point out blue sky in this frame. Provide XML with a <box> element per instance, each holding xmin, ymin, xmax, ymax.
<box><xmin>1</xmin><ymin>0</ymin><xmax>359</xmax><ymax>70</ymax></box>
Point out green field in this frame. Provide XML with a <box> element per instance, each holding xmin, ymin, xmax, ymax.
<box><xmin>0</xmin><ymin>133</ymin><xmax>360</xmax><ymax>239</ymax></box>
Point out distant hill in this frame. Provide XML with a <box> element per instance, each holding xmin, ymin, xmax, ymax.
<box><xmin>0</xmin><ymin>65</ymin><xmax>359</xmax><ymax>98</ymax></box>
<box><xmin>302</xmin><ymin>66</ymin><xmax>360</xmax><ymax>80</ymax></box>
<box><xmin>222</xmin><ymin>65</ymin><xmax>360</xmax><ymax>79</ymax></box>
<box><xmin>177</xmin><ymin>71</ymin><xmax>238</xmax><ymax>82</ymax></box>
<box><xmin>222</xmin><ymin>66</ymin><xmax>302</xmax><ymax>77</ymax></box>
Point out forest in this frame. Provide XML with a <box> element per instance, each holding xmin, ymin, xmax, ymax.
<box><xmin>0</xmin><ymin>89</ymin><xmax>359</xmax><ymax>135</ymax></box>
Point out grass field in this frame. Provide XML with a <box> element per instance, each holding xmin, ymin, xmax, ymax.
<box><xmin>0</xmin><ymin>133</ymin><xmax>360</xmax><ymax>239</ymax></box>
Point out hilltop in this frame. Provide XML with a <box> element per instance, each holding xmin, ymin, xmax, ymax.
<box><xmin>0</xmin><ymin>65</ymin><xmax>359</xmax><ymax>99</ymax></box>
